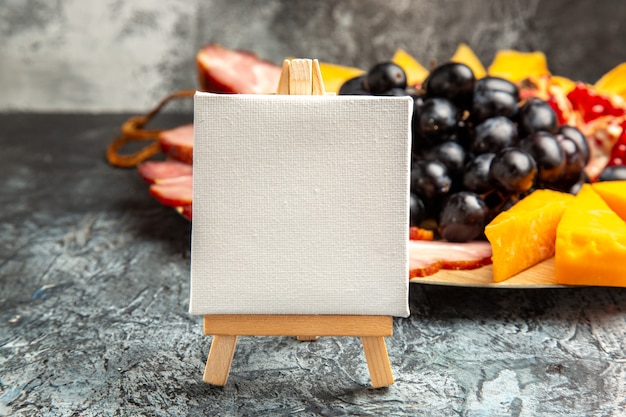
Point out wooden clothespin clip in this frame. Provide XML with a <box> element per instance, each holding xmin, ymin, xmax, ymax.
<box><xmin>276</xmin><ymin>58</ymin><xmax>329</xmax><ymax>96</ymax></box>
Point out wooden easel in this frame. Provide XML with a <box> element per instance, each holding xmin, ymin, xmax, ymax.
<box><xmin>202</xmin><ymin>59</ymin><xmax>395</xmax><ymax>388</ymax></box>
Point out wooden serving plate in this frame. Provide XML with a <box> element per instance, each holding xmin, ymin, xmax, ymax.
<box><xmin>409</xmin><ymin>257</ymin><xmax>566</xmax><ymax>288</ymax></box>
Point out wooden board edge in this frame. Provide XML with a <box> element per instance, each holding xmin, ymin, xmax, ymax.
<box><xmin>409</xmin><ymin>257</ymin><xmax>568</xmax><ymax>288</ymax></box>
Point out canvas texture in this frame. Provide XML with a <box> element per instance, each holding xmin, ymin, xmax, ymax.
<box><xmin>190</xmin><ymin>92</ymin><xmax>412</xmax><ymax>317</ymax></box>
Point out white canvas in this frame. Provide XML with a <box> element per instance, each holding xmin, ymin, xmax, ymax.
<box><xmin>190</xmin><ymin>92</ymin><xmax>412</xmax><ymax>317</ymax></box>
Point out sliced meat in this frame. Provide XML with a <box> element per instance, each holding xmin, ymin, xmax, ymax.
<box><xmin>138</xmin><ymin>160</ymin><xmax>193</xmax><ymax>184</ymax></box>
<box><xmin>409</xmin><ymin>227</ymin><xmax>434</xmax><ymax>241</ymax></box>
<box><xmin>196</xmin><ymin>43</ymin><xmax>282</xmax><ymax>95</ymax></box>
<box><xmin>148</xmin><ymin>186</ymin><xmax>490</xmax><ymax>278</ymax></box>
<box><xmin>149</xmin><ymin>176</ymin><xmax>193</xmax><ymax>207</ymax></box>
<box><xmin>176</xmin><ymin>205</ymin><xmax>193</xmax><ymax>221</ymax></box>
<box><xmin>159</xmin><ymin>124</ymin><xmax>194</xmax><ymax>164</ymax></box>
<box><xmin>409</xmin><ymin>240</ymin><xmax>492</xmax><ymax>278</ymax></box>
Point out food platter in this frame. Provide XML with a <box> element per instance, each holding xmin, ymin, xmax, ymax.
<box><xmin>409</xmin><ymin>257</ymin><xmax>566</xmax><ymax>288</ymax></box>
<box><xmin>106</xmin><ymin>44</ymin><xmax>626</xmax><ymax>291</ymax></box>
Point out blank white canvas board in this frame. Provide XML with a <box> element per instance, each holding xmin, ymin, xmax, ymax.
<box><xmin>190</xmin><ymin>92</ymin><xmax>412</xmax><ymax>317</ymax></box>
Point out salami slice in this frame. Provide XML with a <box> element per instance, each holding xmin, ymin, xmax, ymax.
<box><xmin>176</xmin><ymin>205</ymin><xmax>193</xmax><ymax>221</ymax></box>
<box><xmin>138</xmin><ymin>160</ymin><xmax>193</xmax><ymax>184</ymax></box>
<box><xmin>143</xmin><ymin>170</ymin><xmax>492</xmax><ymax>277</ymax></box>
<box><xmin>196</xmin><ymin>43</ymin><xmax>282</xmax><ymax>95</ymax></box>
<box><xmin>409</xmin><ymin>240</ymin><xmax>492</xmax><ymax>277</ymax></box>
<box><xmin>149</xmin><ymin>176</ymin><xmax>193</xmax><ymax>207</ymax></box>
<box><xmin>159</xmin><ymin>124</ymin><xmax>194</xmax><ymax>164</ymax></box>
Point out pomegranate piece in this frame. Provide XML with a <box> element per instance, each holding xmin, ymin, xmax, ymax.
<box><xmin>196</xmin><ymin>43</ymin><xmax>282</xmax><ymax>95</ymax></box>
<box><xmin>520</xmin><ymin>77</ymin><xmax>626</xmax><ymax>180</ymax></box>
<box><xmin>567</xmin><ymin>83</ymin><xmax>626</xmax><ymax>123</ymax></box>
<box><xmin>138</xmin><ymin>160</ymin><xmax>193</xmax><ymax>184</ymax></box>
<box><xmin>409</xmin><ymin>240</ymin><xmax>492</xmax><ymax>278</ymax></box>
<box><xmin>159</xmin><ymin>124</ymin><xmax>194</xmax><ymax>165</ymax></box>
<box><xmin>609</xmin><ymin>139</ymin><xmax>626</xmax><ymax>167</ymax></box>
<box><xmin>580</xmin><ymin>115</ymin><xmax>624</xmax><ymax>180</ymax></box>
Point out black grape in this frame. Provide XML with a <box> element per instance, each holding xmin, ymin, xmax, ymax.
<box><xmin>411</xmin><ymin>159</ymin><xmax>452</xmax><ymax>200</ymax></box>
<box><xmin>365</xmin><ymin>62</ymin><xmax>407</xmax><ymax>95</ymax></box>
<box><xmin>424</xmin><ymin>62</ymin><xmax>475</xmax><ymax>109</ymax></box>
<box><xmin>439</xmin><ymin>192</ymin><xmax>489</xmax><ymax>242</ymax></box>
<box><xmin>597</xmin><ymin>165</ymin><xmax>626</xmax><ymax>182</ymax></box>
<box><xmin>489</xmin><ymin>148</ymin><xmax>537</xmax><ymax>194</ymax></box>
<box><xmin>471</xmin><ymin>116</ymin><xmax>519</xmax><ymax>155</ymax></box>
<box><xmin>520</xmin><ymin>132</ymin><xmax>565</xmax><ymax>183</ymax></box>
<box><xmin>517</xmin><ymin>98</ymin><xmax>558</xmax><ymax>137</ymax></box>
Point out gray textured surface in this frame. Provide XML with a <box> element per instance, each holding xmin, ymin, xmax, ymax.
<box><xmin>2</xmin><ymin>0</ymin><xmax>626</xmax><ymax>112</ymax></box>
<box><xmin>1</xmin><ymin>113</ymin><xmax>626</xmax><ymax>416</ymax></box>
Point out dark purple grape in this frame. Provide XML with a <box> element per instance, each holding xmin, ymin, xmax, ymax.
<box><xmin>558</xmin><ymin>125</ymin><xmax>590</xmax><ymax>165</ymax></box>
<box><xmin>567</xmin><ymin>180</ymin><xmax>586</xmax><ymax>195</ymax></box>
<box><xmin>410</xmin><ymin>93</ymin><xmax>426</xmax><ymax>120</ymax></box>
<box><xmin>411</xmin><ymin>92</ymin><xmax>426</xmax><ymax>108</ymax></box>
<box><xmin>553</xmin><ymin>136</ymin><xmax>585</xmax><ymax>189</ymax></box>
<box><xmin>364</xmin><ymin>62</ymin><xmax>407</xmax><ymax>95</ymax></box>
<box><xmin>454</xmin><ymin>119</ymin><xmax>475</xmax><ymax>150</ymax></box>
<box><xmin>497</xmin><ymin>195</ymin><xmax>519</xmax><ymax>213</ymax></box>
<box><xmin>517</xmin><ymin>98</ymin><xmax>558</xmax><ymax>137</ymax></box>
<box><xmin>338</xmin><ymin>75</ymin><xmax>370</xmax><ymax>95</ymax></box>
<box><xmin>471</xmin><ymin>116</ymin><xmax>519</xmax><ymax>155</ymax></box>
<box><xmin>519</xmin><ymin>132</ymin><xmax>565</xmax><ymax>183</ymax></box>
<box><xmin>489</xmin><ymin>148</ymin><xmax>537</xmax><ymax>194</ymax></box>
<box><xmin>471</xmin><ymin>89</ymin><xmax>519</xmax><ymax>124</ymax></box>
<box><xmin>414</xmin><ymin>97</ymin><xmax>460</xmax><ymax>143</ymax></box>
<box><xmin>463</xmin><ymin>152</ymin><xmax>495</xmax><ymax>194</ymax></box>
<box><xmin>410</xmin><ymin>193</ymin><xmax>426</xmax><ymax>226</ymax></box>
<box><xmin>410</xmin><ymin>93</ymin><xmax>427</xmax><ymax>151</ymax></box>
<box><xmin>475</xmin><ymin>76</ymin><xmax>520</xmax><ymax>100</ymax></box>
<box><xmin>381</xmin><ymin>87</ymin><xmax>409</xmax><ymax>96</ymax></box>
<box><xmin>548</xmin><ymin>172</ymin><xmax>588</xmax><ymax>195</ymax></box>
<box><xmin>439</xmin><ymin>191</ymin><xmax>489</xmax><ymax>242</ymax></box>
<box><xmin>422</xmin><ymin>141</ymin><xmax>467</xmax><ymax>179</ymax></box>
<box><xmin>423</xmin><ymin>62</ymin><xmax>475</xmax><ymax>108</ymax></box>
<box><xmin>597</xmin><ymin>165</ymin><xmax>626</xmax><ymax>182</ymax></box>
<box><xmin>411</xmin><ymin>159</ymin><xmax>452</xmax><ymax>199</ymax></box>
<box><xmin>483</xmin><ymin>192</ymin><xmax>522</xmax><ymax>221</ymax></box>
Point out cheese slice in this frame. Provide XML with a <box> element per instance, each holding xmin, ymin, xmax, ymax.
<box><xmin>555</xmin><ymin>184</ymin><xmax>626</xmax><ymax>286</ymax></box>
<box><xmin>485</xmin><ymin>189</ymin><xmax>574</xmax><ymax>282</ymax></box>
<box><xmin>592</xmin><ymin>180</ymin><xmax>626</xmax><ymax>221</ymax></box>
<box><xmin>450</xmin><ymin>43</ymin><xmax>487</xmax><ymax>79</ymax></box>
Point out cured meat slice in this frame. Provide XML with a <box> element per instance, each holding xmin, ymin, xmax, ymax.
<box><xmin>149</xmin><ymin>176</ymin><xmax>193</xmax><ymax>207</ymax></box>
<box><xmin>138</xmin><ymin>160</ymin><xmax>193</xmax><ymax>184</ymax></box>
<box><xmin>144</xmin><ymin>173</ymin><xmax>492</xmax><ymax>277</ymax></box>
<box><xmin>409</xmin><ymin>227</ymin><xmax>434</xmax><ymax>241</ymax></box>
<box><xmin>409</xmin><ymin>240</ymin><xmax>492</xmax><ymax>278</ymax></box>
<box><xmin>196</xmin><ymin>43</ymin><xmax>282</xmax><ymax>95</ymax></box>
<box><xmin>159</xmin><ymin>124</ymin><xmax>194</xmax><ymax>164</ymax></box>
<box><xmin>176</xmin><ymin>205</ymin><xmax>193</xmax><ymax>221</ymax></box>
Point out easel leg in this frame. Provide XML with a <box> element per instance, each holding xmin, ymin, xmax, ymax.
<box><xmin>360</xmin><ymin>336</ymin><xmax>394</xmax><ymax>388</ymax></box>
<box><xmin>203</xmin><ymin>335</ymin><xmax>238</xmax><ymax>386</ymax></box>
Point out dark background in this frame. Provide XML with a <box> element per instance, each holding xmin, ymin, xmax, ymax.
<box><xmin>2</xmin><ymin>0</ymin><xmax>626</xmax><ymax>111</ymax></box>
<box><xmin>199</xmin><ymin>0</ymin><xmax>626</xmax><ymax>84</ymax></box>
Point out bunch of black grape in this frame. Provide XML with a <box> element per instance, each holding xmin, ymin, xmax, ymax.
<box><xmin>339</xmin><ymin>61</ymin><xmax>591</xmax><ymax>242</ymax></box>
